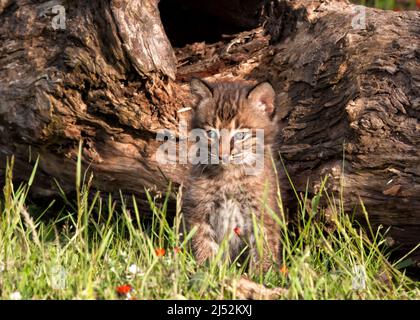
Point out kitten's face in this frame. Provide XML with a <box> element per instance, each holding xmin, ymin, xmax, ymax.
<box><xmin>190</xmin><ymin>79</ymin><xmax>276</xmax><ymax>169</ymax></box>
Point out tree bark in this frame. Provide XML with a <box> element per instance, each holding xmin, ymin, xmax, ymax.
<box><xmin>0</xmin><ymin>1</ymin><xmax>419</xmax><ymax>261</ymax></box>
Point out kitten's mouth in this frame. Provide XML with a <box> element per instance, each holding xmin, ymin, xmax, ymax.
<box><xmin>202</xmin><ymin>155</ymin><xmax>263</xmax><ymax>175</ymax></box>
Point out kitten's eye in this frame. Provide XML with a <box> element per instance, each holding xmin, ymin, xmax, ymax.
<box><xmin>233</xmin><ymin>131</ymin><xmax>250</xmax><ymax>141</ymax></box>
<box><xmin>206</xmin><ymin>129</ymin><xmax>218</xmax><ymax>139</ymax></box>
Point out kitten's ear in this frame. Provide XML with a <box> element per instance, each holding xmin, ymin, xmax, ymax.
<box><xmin>247</xmin><ymin>81</ymin><xmax>276</xmax><ymax>116</ymax></box>
<box><xmin>190</xmin><ymin>78</ymin><xmax>213</xmax><ymax>101</ymax></box>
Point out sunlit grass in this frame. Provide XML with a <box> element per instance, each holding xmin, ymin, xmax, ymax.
<box><xmin>352</xmin><ymin>0</ymin><xmax>419</xmax><ymax>10</ymax></box>
<box><xmin>0</xmin><ymin>147</ymin><xmax>419</xmax><ymax>299</ymax></box>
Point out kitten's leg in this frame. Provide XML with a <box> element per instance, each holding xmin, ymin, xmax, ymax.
<box><xmin>189</xmin><ymin>220</ymin><xmax>219</xmax><ymax>264</ymax></box>
<box><xmin>183</xmin><ymin>194</ymin><xmax>219</xmax><ymax>264</ymax></box>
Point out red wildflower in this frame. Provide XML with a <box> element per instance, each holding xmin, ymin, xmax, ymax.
<box><xmin>155</xmin><ymin>248</ymin><xmax>166</xmax><ymax>257</ymax></box>
<box><xmin>116</xmin><ymin>284</ymin><xmax>132</xmax><ymax>295</ymax></box>
<box><xmin>173</xmin><ymin>246</ymin><xmax>181</xmax><ymax>254</ymax></box>
<box><xmin>279</xmin><ymin>264</ymin><xmax>289</xmax><ymax>275</ymax></box>
<box><xmin>233</xmin><ymin>226</ymin><xmax>241</xmax><ymax>236</ymax></box>
<box><xmin>417</xmin><ymin>0</ymin><xmax>420</xmax><ymax>9</ymax></box>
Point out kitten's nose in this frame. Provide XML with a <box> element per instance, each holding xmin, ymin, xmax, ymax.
<box><xmin>220</xmin><ymin>155</ymin><xmax>229</xmax><ymax>163</ymax></box>
<box><xmin>218</xmin><ymin>148</ymin><xmax>230</xmax><ymax>163</ymax></box>
<box><xmin>218</xmin><ymin>135</ymin><xmax>231</xmax><ymax>164</ymax></box>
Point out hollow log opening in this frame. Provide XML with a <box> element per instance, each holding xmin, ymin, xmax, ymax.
<box><xmin>159</xmin><ymin>0</ymin><xmax>266</xmax><ymax>47</ymax></box>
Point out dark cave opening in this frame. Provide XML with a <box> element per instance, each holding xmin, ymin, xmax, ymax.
<box><xmin>158</xmin><ymin>0</ymin><xmax>266</xmax><ymax>47</ymax></box>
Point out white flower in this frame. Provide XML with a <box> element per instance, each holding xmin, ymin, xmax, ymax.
<box><xmin>127</xmin><ymin>264</ymin><xmax>144</xmax><ymax>278</ymax></box>
<box><xmin>10</xmin><ymin>292</ymin><xmax>22</xmax><ymax>300</ymax></box>
<box><xmin>128</xmin><ymin>264</ymin><xmax>139</xmax><ymax>275</ymax></box>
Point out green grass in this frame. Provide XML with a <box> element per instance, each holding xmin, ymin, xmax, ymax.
<box><xmin>0</xmin><ymin>149</ymin><xmax>419</xmax><ymax>300</ymax></box>
<box><xmin>352</xmin><ymin>0</ymin><xmax>419</xmax><ymax>11</ymax></box>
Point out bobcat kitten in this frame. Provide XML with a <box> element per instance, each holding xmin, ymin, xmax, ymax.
<box><xmin>182</xmin><ymin>78</ymin><xmax>281</xmax><ymax>271</ymax></box>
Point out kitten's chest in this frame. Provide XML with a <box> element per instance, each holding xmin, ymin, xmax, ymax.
<box><xmin>209</xmin><ymin>191</ymin><xmax>253</xmax><ymax>243</ymax></box>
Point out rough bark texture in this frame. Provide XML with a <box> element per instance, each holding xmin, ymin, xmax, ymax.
<box><xmin>0</xmin><ymin>0</ymin><xmax>419</xmax><ymax>262</ymax></box>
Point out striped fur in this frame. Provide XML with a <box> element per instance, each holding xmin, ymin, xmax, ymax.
<box><xmin>183</xmin><ymin>79</ymin><xmax>281</xmax><ymax>272</ymax></box>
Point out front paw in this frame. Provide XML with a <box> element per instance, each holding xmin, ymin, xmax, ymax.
<box><xmin>194</xmin><ymin>240</ymin><xmax>219</xmax><ymax>264</ymax></box>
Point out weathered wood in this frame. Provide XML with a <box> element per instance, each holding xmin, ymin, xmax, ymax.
<box><xmin>0</xmin><ymin>0</ymin><xmax>186</xmax><ymax>204</ymax></box>
<box><xmin>110</xmin><ymin>0</ymin><xmax>176</xmax><ymax>79</ymax></box>
<box><xmin>0</xmin><ymin>0</ymin><xmax>419</xmax><ymax>261</ymax></box>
